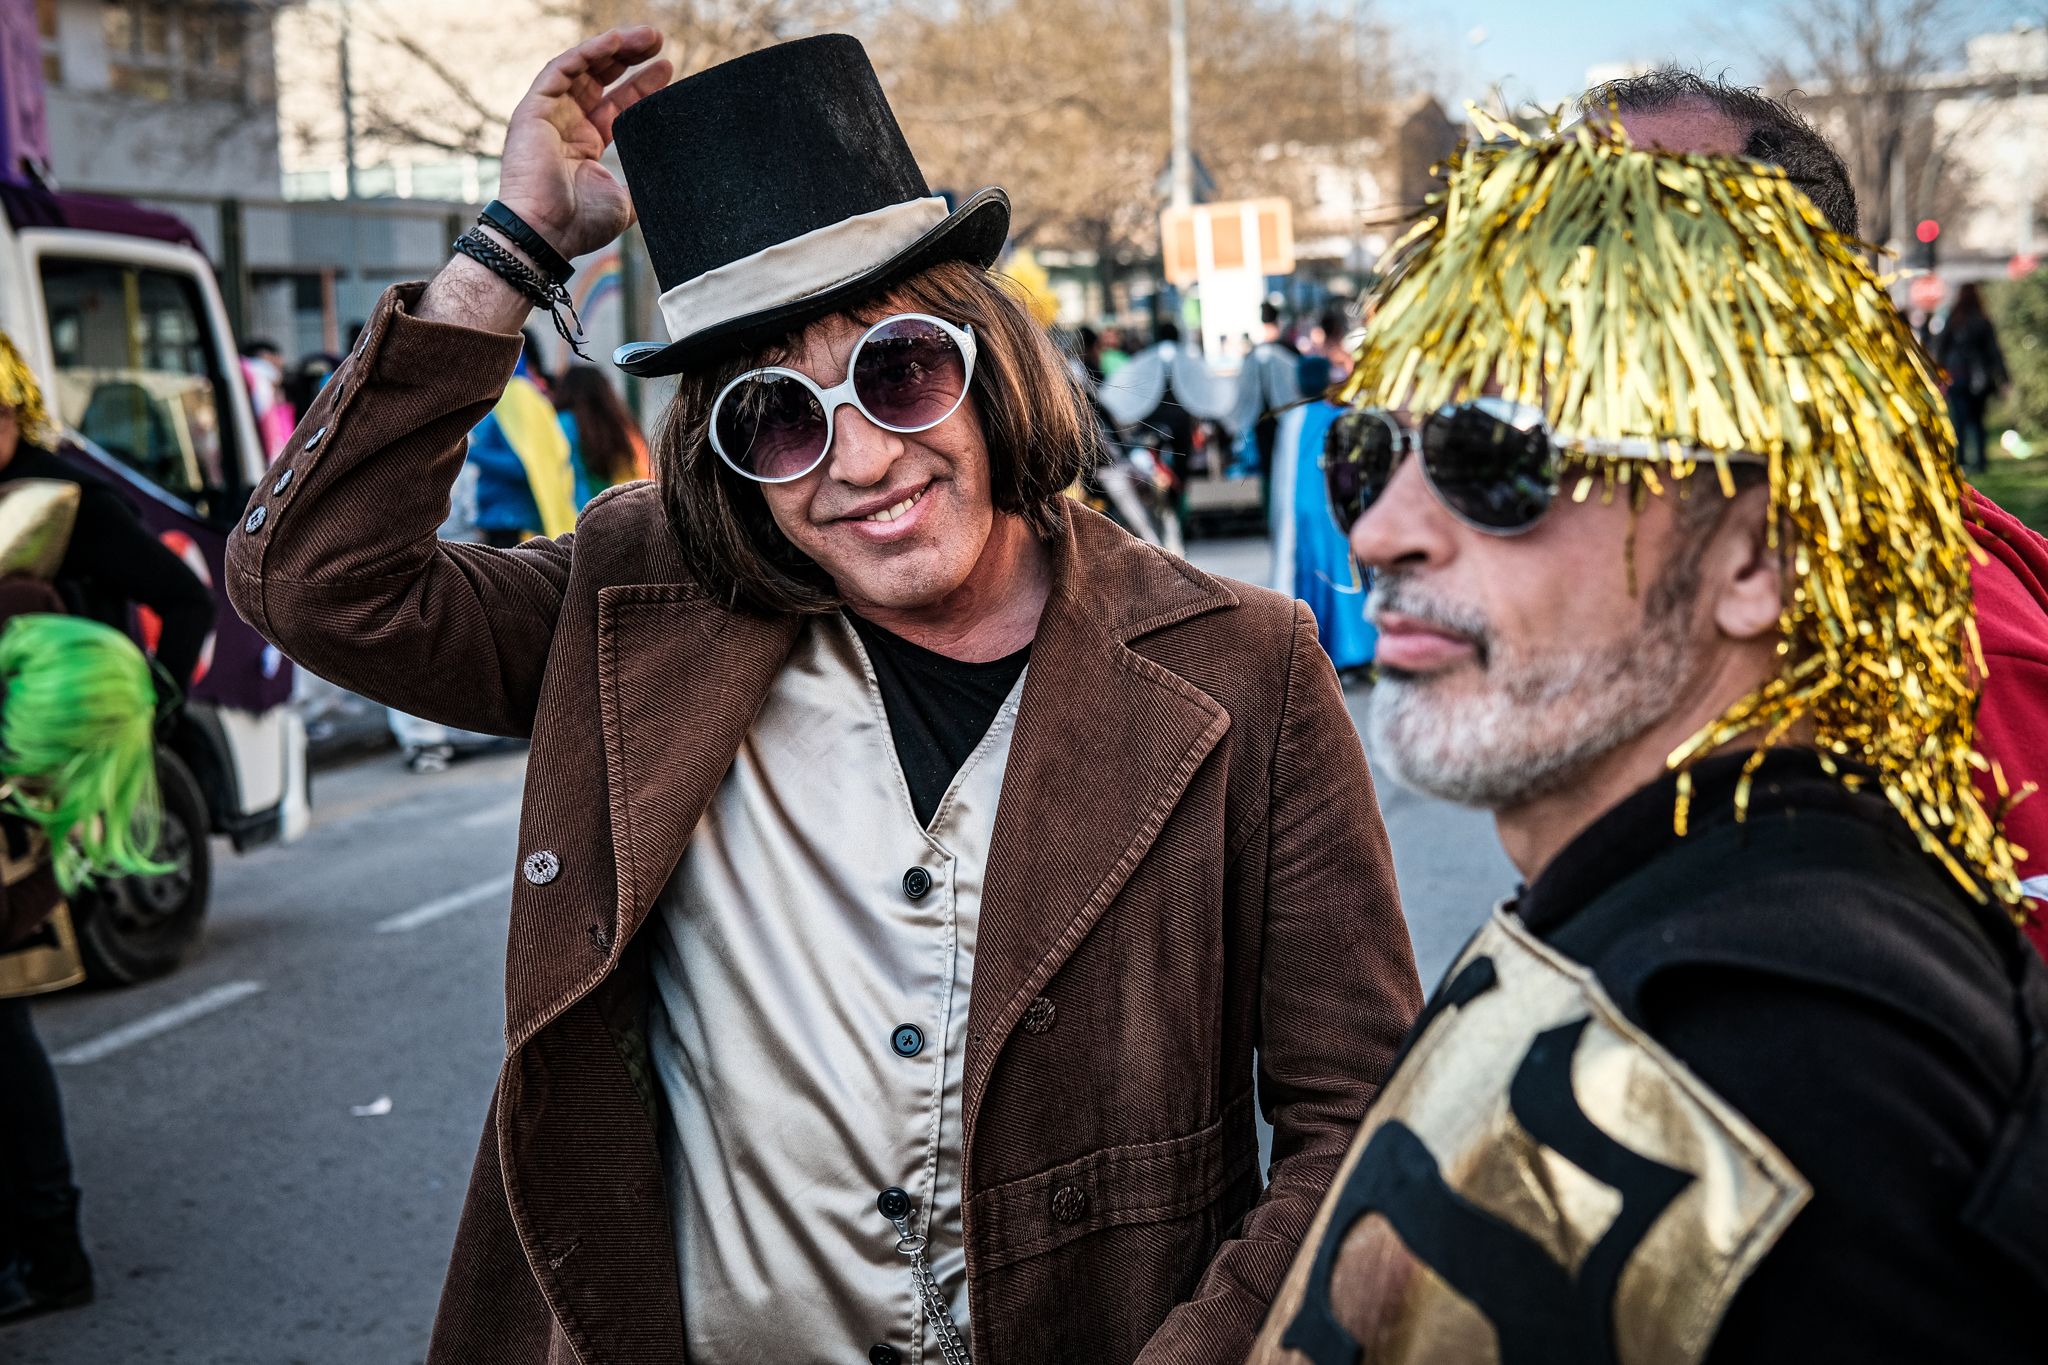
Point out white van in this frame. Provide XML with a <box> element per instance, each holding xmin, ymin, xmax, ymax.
<box><xmin>0</xmin><ymin>184</ymin><xmax>309</xmax><ymax>983</ymax></box>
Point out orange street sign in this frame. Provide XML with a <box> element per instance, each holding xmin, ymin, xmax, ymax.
<box><xmin>1160</xmin><ymin>199</ymin><xmax>1295</xmax><ymax>286</ymax></box>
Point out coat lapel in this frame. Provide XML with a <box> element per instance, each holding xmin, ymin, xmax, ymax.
<box><xmin>964</xmin><ymin>511</ymin><xmax>1237</xmax><ymax>1138</ymax></box>
<box><xmin>596</xmin><ymin>584</ymin><xmax>801</xmax><ymax>948</ymax></box>
<box><xmin>500</xmin><ymin>584</ymin><xmax>797</xmax><ymax>1365</ymax></box>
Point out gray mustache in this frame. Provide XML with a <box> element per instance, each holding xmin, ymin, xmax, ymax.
<box><xmin>1367</xmin><ymin>574</ymin><xmax>1494</xmax><ymax>650</ymax></box>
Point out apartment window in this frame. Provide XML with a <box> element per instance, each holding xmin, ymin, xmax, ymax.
<box><xmin>105</xmin><ymin>0</ymin><xmax>172</xmax><ymax>99</ymax></box>
<box><xmin>37</xmin><ymin>0</ymin><xmax>61</xmax><ymax>83</ymax></box>
<box><xmin>103</xmin><ymin>1</ymin><xmax>251</xmax><ymax>104</ymax></box>
<box><xmin>181</xmin><ymin>10</ymin><xmax>248</xmax><ymax>102</ymax></box>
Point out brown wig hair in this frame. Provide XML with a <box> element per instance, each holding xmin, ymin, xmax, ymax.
<box><xmin>653</xmin><ymin>259</ymin><xmax>1098</xmax><ymax>615</ymax></box>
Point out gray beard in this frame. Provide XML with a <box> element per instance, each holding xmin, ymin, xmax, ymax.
<box><xmin>1365</xmin><ymin>571</ymin><xmax>1701</xmax><ymax>811</ymax></box>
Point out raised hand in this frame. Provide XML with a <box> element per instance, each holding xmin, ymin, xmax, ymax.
<box><xmin>496</xmin><ymin>26</ymin><xmax>672</xmax><ymax>262</ymax></box>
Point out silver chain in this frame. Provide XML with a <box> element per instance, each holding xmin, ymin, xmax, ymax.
<box><xmin>881</xmin><ymin>1200</ymin><xmax>971</xmax><ymax>1365</ymax></box>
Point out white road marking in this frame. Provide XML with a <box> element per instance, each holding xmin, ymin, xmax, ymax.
<box><xmin>53</xmin><ymin>981</ymin><xmax>266</xmax><ymax>1066</ymax></box>
<box><xmin>374</xmin><ymin>873</ymin><xmax>515</xmax><ymax>934</ymax></box>
<box><xmin>458</xmin><ymin>797</ymin><xmax>523</xmax><ymax>830</ymax></box>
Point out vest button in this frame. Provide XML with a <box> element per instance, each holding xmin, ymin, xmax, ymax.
<box><xmin>522</xmin><ymin>850</ymin><xmax>561</xmax><ymax>885</ymax></box>
<box><xmin>870</xmin><ymin>1346</ymin><xmax>901</xmax><ymax>1365</ymax></box>
<box><xmin>877</xmin><ymin>1187</ymin><xmax>913</xmax><ymax>1221</ymax></box>
<box><xmin>1051</xmin><ymin>1184</ymin><xmax>1088</xmax><ymax>1224</ymax></box>
<box><xmin>902</xmin><ymin>866</ymin><xmax>932</xmax><ymax>900</ymax></box>
<box><xmin>891</xmin><ymin>1023</ymin><xmax>925</xmax><ymax>1058</ymax></box>
<box><xmin>1021</xmin><ymin>997</ymin><xmax>1057</xmax><ymax>1035</ymax></box>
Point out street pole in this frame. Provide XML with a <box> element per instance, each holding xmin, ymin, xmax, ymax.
<box><xmin>1888</xmin><ymin>136</ymin><xmax>1906</xmax><ymax>262</ymax></box>
<box><xmin>1169</xmin><ymin>0</ymin><xmax>1193</xmax><ymax>210</ymax></box>
<box><xmin>339</xmin><ymin>0</ymin><xmax>360</xmax><ymax>201</ymax></box>
<box><xmin>1346</xmin><ymin>0</ymin><xmax>1363</xmax><ymax>270</ymax></box>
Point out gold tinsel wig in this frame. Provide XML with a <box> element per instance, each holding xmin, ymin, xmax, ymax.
<box><xmin>1341</xmin><ymin>112</ymin><xmax>2023</xmax><ymax>905</ymax></box>
<box><xmin>0</xmin><ymin>332</ymin><xmax>55</xmax><ymax>448</ymax></box>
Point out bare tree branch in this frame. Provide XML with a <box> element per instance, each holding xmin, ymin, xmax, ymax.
<box><xmin>1764</xmin><ymin>0</ymin><xmax>1986</xmax><ymax>245</ymax></box>
<box><xmin>355</xmin><ymin>21</ymin><xmax>511</xmax><ymax>136</ymax></box>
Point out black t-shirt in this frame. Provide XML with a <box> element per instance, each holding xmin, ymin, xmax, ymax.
<box><xmin>846</xmin><ymin>612</ymin><xmax>1029</xmax><ymax>828</ymax></box>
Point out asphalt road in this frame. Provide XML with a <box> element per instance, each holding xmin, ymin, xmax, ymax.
<box><xmin>4</xmin><ymin>539</ymin><xmax>1513</xmax><ymax>1365</ymax></box>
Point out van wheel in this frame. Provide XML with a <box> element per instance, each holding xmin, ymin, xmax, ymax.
<box><xmin>73</xmin><ymin>748</ymin><xmax>213</xmax><ymax>985</ymax></box>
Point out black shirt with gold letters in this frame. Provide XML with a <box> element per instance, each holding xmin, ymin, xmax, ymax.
<box><xmin>1258</xmin><ymin>747</ymin><xmax>2046</xmax><ymax>1365</ymax></box>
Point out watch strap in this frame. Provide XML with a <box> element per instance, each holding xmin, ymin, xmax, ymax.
<box><xmin>478</xmin><ymin>200</ymin><xmax>575</xmax><ymax>286</ymax></box>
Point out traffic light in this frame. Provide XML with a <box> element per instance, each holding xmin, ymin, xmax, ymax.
<box><xmin>1916</xmin><ymin>218</ymin><xmax>1941</xmax><ymax>270</ymax></box>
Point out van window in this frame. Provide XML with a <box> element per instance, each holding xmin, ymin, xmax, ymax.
<box><xmin>39</xmin><ymin>256</ymin><xmax>245</xmax><ymax>520</ymax></box>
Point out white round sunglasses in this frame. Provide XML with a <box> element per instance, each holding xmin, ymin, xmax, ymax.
<box><xmin>709</xmin><ymin>312</ymin><xmax>978</xmax><ymax>484</ymax></box>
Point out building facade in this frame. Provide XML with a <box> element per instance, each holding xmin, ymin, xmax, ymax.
<box><xmin>36</xmin><ymin>0</ymin><xmax>282</xmax><ymax>200</ymax></box>
<box><xmin>1928</xmin><ymin>26</ymin><xmax>2048</xmax><ymax>273</ymax></box>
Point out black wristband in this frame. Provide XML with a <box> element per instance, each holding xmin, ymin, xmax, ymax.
<box><xmin>478</xmin><ymin>200</ymin><xmax>574</xmax><ymax>286</ymax></box>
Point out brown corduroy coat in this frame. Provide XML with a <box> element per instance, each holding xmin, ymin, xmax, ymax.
<box><xmin>225</xmin><ymin>284</ymin><xmax>1420</xmax><ymax>1365</ymax></box>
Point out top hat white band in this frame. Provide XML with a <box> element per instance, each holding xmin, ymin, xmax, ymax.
<box><xmin>656</xmin><ymin>196</ymin><xmax>951</xmax><ymax>345</ymax></box>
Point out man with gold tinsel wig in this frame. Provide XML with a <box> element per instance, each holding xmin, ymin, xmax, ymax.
<box><xmin>1247</xmin><ymin>119</ymin><xmax>2048</xmax><ymax>1365</ymax></box>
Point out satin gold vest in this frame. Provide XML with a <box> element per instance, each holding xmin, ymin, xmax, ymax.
<box><xmin>1249</xmin><ymin>909</ymin><xmax>1810</xmax><ymax>1365</ymax></box>
<box><xmin>649</xmin><ymin>614</ymin><xmax>1023</xmax><ymax>1364</ymax></box>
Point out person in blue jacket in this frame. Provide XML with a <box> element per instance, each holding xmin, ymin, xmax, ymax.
<box><xmin>1269</xmin><ymin>355</ymin><xmax>1375</xmax><ymax>672</ymax></box>
<box><xmin>466</xmin><ymin>335</ymin><xmax>553</xmax><ymax>548</ymax></box>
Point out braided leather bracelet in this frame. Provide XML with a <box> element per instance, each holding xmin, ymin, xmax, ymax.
<box><xmin>453</xmin><ymin>228</ymin><xmax>591</xmax><ymax>360</ymax></box>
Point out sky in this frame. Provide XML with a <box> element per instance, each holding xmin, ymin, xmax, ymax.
<box><xmin>1411</xmin><ymin>0</ymin><xmax>2040</xmax><ymax>108</ymax></box>
<box><xmin>1412</xmin><ymin>0</ymin><xmax>1737</xmax><ymax>107</ymax></box>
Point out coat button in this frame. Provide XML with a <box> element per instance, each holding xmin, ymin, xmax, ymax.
<box><xmin>522</xmin><ymin>850</ymin><xmax>561</xmax><ymax>885</ymax></box>
<box><xmin>902</xmin><ymin>867</ymin><xmax>932</xmax><ymax>900</ymax></box>
<box><xmin>305</xmin><ymin>424</ymin><xmax>328</xmax><ymax>449</ymax></box>
<box><xmin>1021</xmin><ymin>997</ymin><xmax>1057</xmax><ymax>1035</ymax></box>
<box><xmin>870</xmin><ymin>1346</ymin><xmax>900</xmax><ymax>1365</ymax></box>
<box><xmin>891</xmin><ymin>1024</ymin><xmax>924</xmax><ymax>1058</ymax></box>
<box><xmin>272</xmin><ymin>467</ymin><xmax>294</xmax><ymax>494</ymax></box>
<box><xmin>244</xmin><ymin>505</ymin><xmax>267</xmax><ymax>533</ymax></box>
<box><xmin>1051</xmin><ymin>1184</ymin><xmax>1088</xmax><ymax>1224</ymax></box>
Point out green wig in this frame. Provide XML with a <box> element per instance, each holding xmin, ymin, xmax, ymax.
<box><xmin>0</xmin><ymin>614</ymin><xmax>169</xmax><ymax>893</ymax></box>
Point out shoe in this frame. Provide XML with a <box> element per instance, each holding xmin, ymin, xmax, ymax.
<box><xmin>0</xmin><ymin>1260</ymin><xmax>31</xmax><ymax>1319</ymax></box>
<box><xmin>406</xmin><ymin>744</ymin><xmax>455</xmax><ymax>774</ymax></box>
<box><xmin>0</xmin><ymin>1195</ymin><xmax>94</xmax><ymax>1323</ymax></box>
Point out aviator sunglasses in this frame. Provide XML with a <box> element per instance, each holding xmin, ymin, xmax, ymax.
<box><xmin>710</xmin><ymin>313</ymin><xmax>978</xmax><ymax>483</ymax></box>
<box><xmin>1322</xmin><ymin>397</ymin><xmax>1562</xmax><ymax>537</ymax></box>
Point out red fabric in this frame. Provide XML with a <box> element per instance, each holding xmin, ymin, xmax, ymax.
<box><xmin>1966</xmin><ymin>488</ymin><xmax>2048</xmax><ymax>956</ymax></box>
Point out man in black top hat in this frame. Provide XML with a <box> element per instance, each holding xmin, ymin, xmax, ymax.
<box><xmin>225</xmin><ymin>27</ymin><xmax>1419</xmax><ymax>1365</ymax></box>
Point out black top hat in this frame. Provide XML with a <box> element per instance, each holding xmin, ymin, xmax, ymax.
<box><xmin>610</xmin><ymin>34</ymin><xmax>1010</xmax><ymax>378</ymax></box>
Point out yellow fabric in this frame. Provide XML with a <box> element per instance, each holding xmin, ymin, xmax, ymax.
<box><xmin>494</xmin><ymin>376</ymin><xmax>577</xmax><ymax>539</ymax></box>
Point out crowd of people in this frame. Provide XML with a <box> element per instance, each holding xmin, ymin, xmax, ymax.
<box><xmin>10</xmin><ymin>21</ymin><xmax>2048</xmax><ymax>1363</ymax></box>
<box><xmin>1065</xmin><ymin>302</ymin><xmax>1375</xmax><ymax>671</ymax></box>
